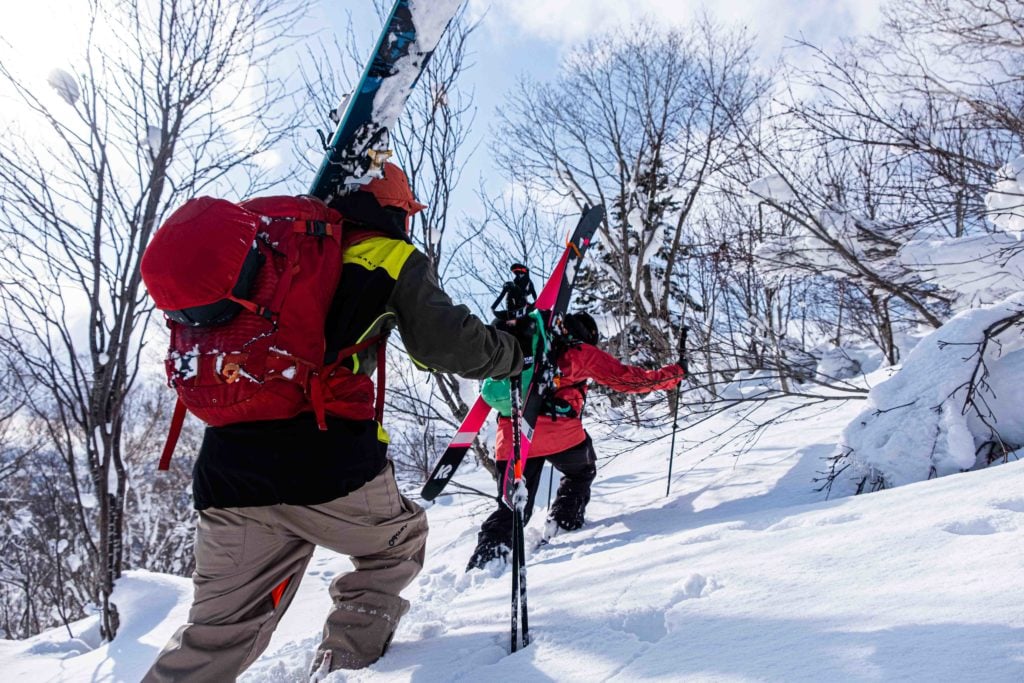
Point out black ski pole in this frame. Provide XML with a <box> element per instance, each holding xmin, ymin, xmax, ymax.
<box><xmin>546</xmin><ymin>461</ymin><xmax>554</xmax><ymax>508</ymax></box>
<box><xmin>517</xmin><ymin>497</ymin><xmax>529</xmax><ymax>647</ymax></box>
<box><xmin>508</xmin><ymin>375</ymin><xmax>521</xmax><ymax>652</ymax></box>
<box><xmin>506</xmin><ymin>374</ymin><xmax>530</xmax><ymax>652</ymax></box>
<box><xmin>666</xmin><ymin>326</ymin><xmax>689</xmax><ymax>497</ymax></box>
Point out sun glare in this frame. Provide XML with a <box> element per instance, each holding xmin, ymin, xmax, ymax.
<box><xmin>0</xmin><ymin>2</ymin><xmax>91</xmax><ymax>86</ymax></box>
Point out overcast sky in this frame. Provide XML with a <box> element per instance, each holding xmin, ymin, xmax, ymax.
<box><xmin>469</xmin><ymin>0</ymin><xmax>884</xmax><ymax>54</ymax></box>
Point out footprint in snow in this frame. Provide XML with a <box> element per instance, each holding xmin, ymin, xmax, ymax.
<box><xmin>992</xmin><ymin>499</ymin><xmax>1024</xmax><ymax>514</ymax></box>
<box><xmin>941</xmin><ymin>518</ymin><xmax>1011</xmax><ymax>536</ymax></box>
<box><xmin>456</xmin><ymin>565</ymin><xmax>503</xmax><ymax>590</ymax></box>
<box><xmin>418</xmin><ymin>567</ymin><xmax>458</xmax><ymax>588</ymax></box>
<box><xmin>678</xmin><ymin>530</ymin><xmax>725</xmax><ymax>545</ymax></box>
<box><xmin>618</xmin><ymin>609</ymin><xmax>668</xmax><ymax>643</ymax></box>
<box><xmin>660</xmin><ymin>574</ymin><xmax>722</xmax><ymax>635</ymax></box>
<box><xmin>409</xmin><ymin>620</ymin><xmax>447</xmax><ymax>639</ymax></box>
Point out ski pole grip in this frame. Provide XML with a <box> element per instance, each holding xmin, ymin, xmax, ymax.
<box><xmin>678</xmin><ymin>326</ymin><xmax>689</xmax><ymax>377</ymax></box>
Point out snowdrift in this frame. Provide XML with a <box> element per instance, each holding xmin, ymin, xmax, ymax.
<box><xmin>4</xmin><ymin>394</ymin><xmax>1022</xmax><ymax>681</ymax></box>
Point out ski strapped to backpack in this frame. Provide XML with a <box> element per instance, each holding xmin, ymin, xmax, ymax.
<box><xmin>310</xmin><ymin>0</ymin><xmax>465</xmax><ymax>200</ymax></box>
<box><xmin>142</xmin><ymin>196</ymin><xmax>391</xmax><ymax>469</ymax></box>
<box><xmin>499</xmin><ymin>208</ymin><xmax>604</xmax><ymax>508</ymax></box>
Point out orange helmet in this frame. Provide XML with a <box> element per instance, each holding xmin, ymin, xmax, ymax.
<box><xmin>360</xmin><ymin>162</ymin><xmax>426</xmax><ymax>216</ymax></box>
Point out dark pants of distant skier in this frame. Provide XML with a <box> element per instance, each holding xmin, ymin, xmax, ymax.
<box><xmin>479</xmin><ymin>434</ymin><xmax>597</xmax><ymax>547</ymax></box>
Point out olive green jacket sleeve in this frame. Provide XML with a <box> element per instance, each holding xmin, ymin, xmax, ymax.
<box><xmin>388</xmin><ymin>250</ymin><xmax>523</xmax><ymax>379</ymax></box>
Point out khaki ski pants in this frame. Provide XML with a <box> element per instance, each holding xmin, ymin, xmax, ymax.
<box><xmin>143</xmin><ymin>463</ymin><xmax>428</xmax><ymax>682</ymax></box>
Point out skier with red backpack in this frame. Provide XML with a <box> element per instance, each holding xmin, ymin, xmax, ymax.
<box><xmin>466</xmin><ymin>311</ymin><xmax>685</xmax><ymax>570</ymax></box>
<box><xmin>141</xmin><ymin>163</ymin><xmax>523</xmax><ymax>680</ymax></box>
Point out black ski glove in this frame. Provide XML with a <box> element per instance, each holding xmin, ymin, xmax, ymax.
<box><xmin>496</xmin><ymin>316</ymin><xmax>537</xmax><ymax>371</ymax></box>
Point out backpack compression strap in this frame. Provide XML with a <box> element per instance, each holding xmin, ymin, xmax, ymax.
<box><xmin>310</xmin><ymin>330</ymin><xmax>390</xmax><ymax>430</ymax></box>
<box><xmin>157</xmin><ymin>331</ymin><xmax>390</xmax><ymax>469</ymax></box>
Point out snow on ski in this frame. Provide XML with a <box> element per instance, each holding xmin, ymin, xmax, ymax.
<box><xmin>309</xmin><ymin>0</ymin><xmax>463</xmax><ymax>201</ymax></box>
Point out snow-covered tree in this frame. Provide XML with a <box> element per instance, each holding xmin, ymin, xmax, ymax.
<box><xmin>495</xmin><ymin>18</ymin><xmax>768</xmax><ymax>370</ymax></box>
<box><xmin>828</xmin><ymin>150</ymin><xmax>1024</xmax><ymax>494</ymax></box>
<box><xmin>827</xmin><ymin>295</ymin><xmax>1024</xmax><ymax>495</ymax></box>
<box><xmin>0</xmin><ymin>0</ymin><xmax>309</xmax><ymax>639</ymax></box>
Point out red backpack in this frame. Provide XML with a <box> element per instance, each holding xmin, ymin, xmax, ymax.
<box><xmin>141</xmin><ymin>195</ymin><xmax>386</xmax><ymax>469</ymax></box>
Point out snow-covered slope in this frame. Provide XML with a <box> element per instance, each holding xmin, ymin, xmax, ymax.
<box><xmin>3</xmin><ymin>396</ymin><xmax>1023</xmax><ymax>682</ymax></box>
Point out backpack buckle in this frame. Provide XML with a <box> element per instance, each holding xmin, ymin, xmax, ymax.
<box><xmin>222</xmin><ymin>362</ymin><xmax>243</xmax><ymax>384</ymax></box>
<box><xmin>305</xmin><ymin>220</ymin><xmax>330</xmax><ymax>237</ymax></box>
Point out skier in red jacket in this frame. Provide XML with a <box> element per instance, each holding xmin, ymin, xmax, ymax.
<box><xmin>467</xmin><ymin>312</ymin><xmax>684</xmax><ymax>570</ymax></box>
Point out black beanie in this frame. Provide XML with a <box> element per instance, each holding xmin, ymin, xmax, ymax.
<box><xmin>564</xmin><ymin>312</ymin><xmax>599</xmax><ymax>345</ymax></box>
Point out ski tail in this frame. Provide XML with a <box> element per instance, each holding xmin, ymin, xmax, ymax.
<box><xmin>420</xmin><ymin>396</ymin><xmax>491</xmax><ymax>501</ymax></box>
<box><xmin>535</xmin><ymin>205</ymin><xmax>604</xmax><ymax>311</ymax></box>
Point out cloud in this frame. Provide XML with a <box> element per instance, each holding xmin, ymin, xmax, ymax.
<box><xmin>470</xmin><ymin>0</ymin><xmax>884</xmax><ymax>58</ymax></box>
